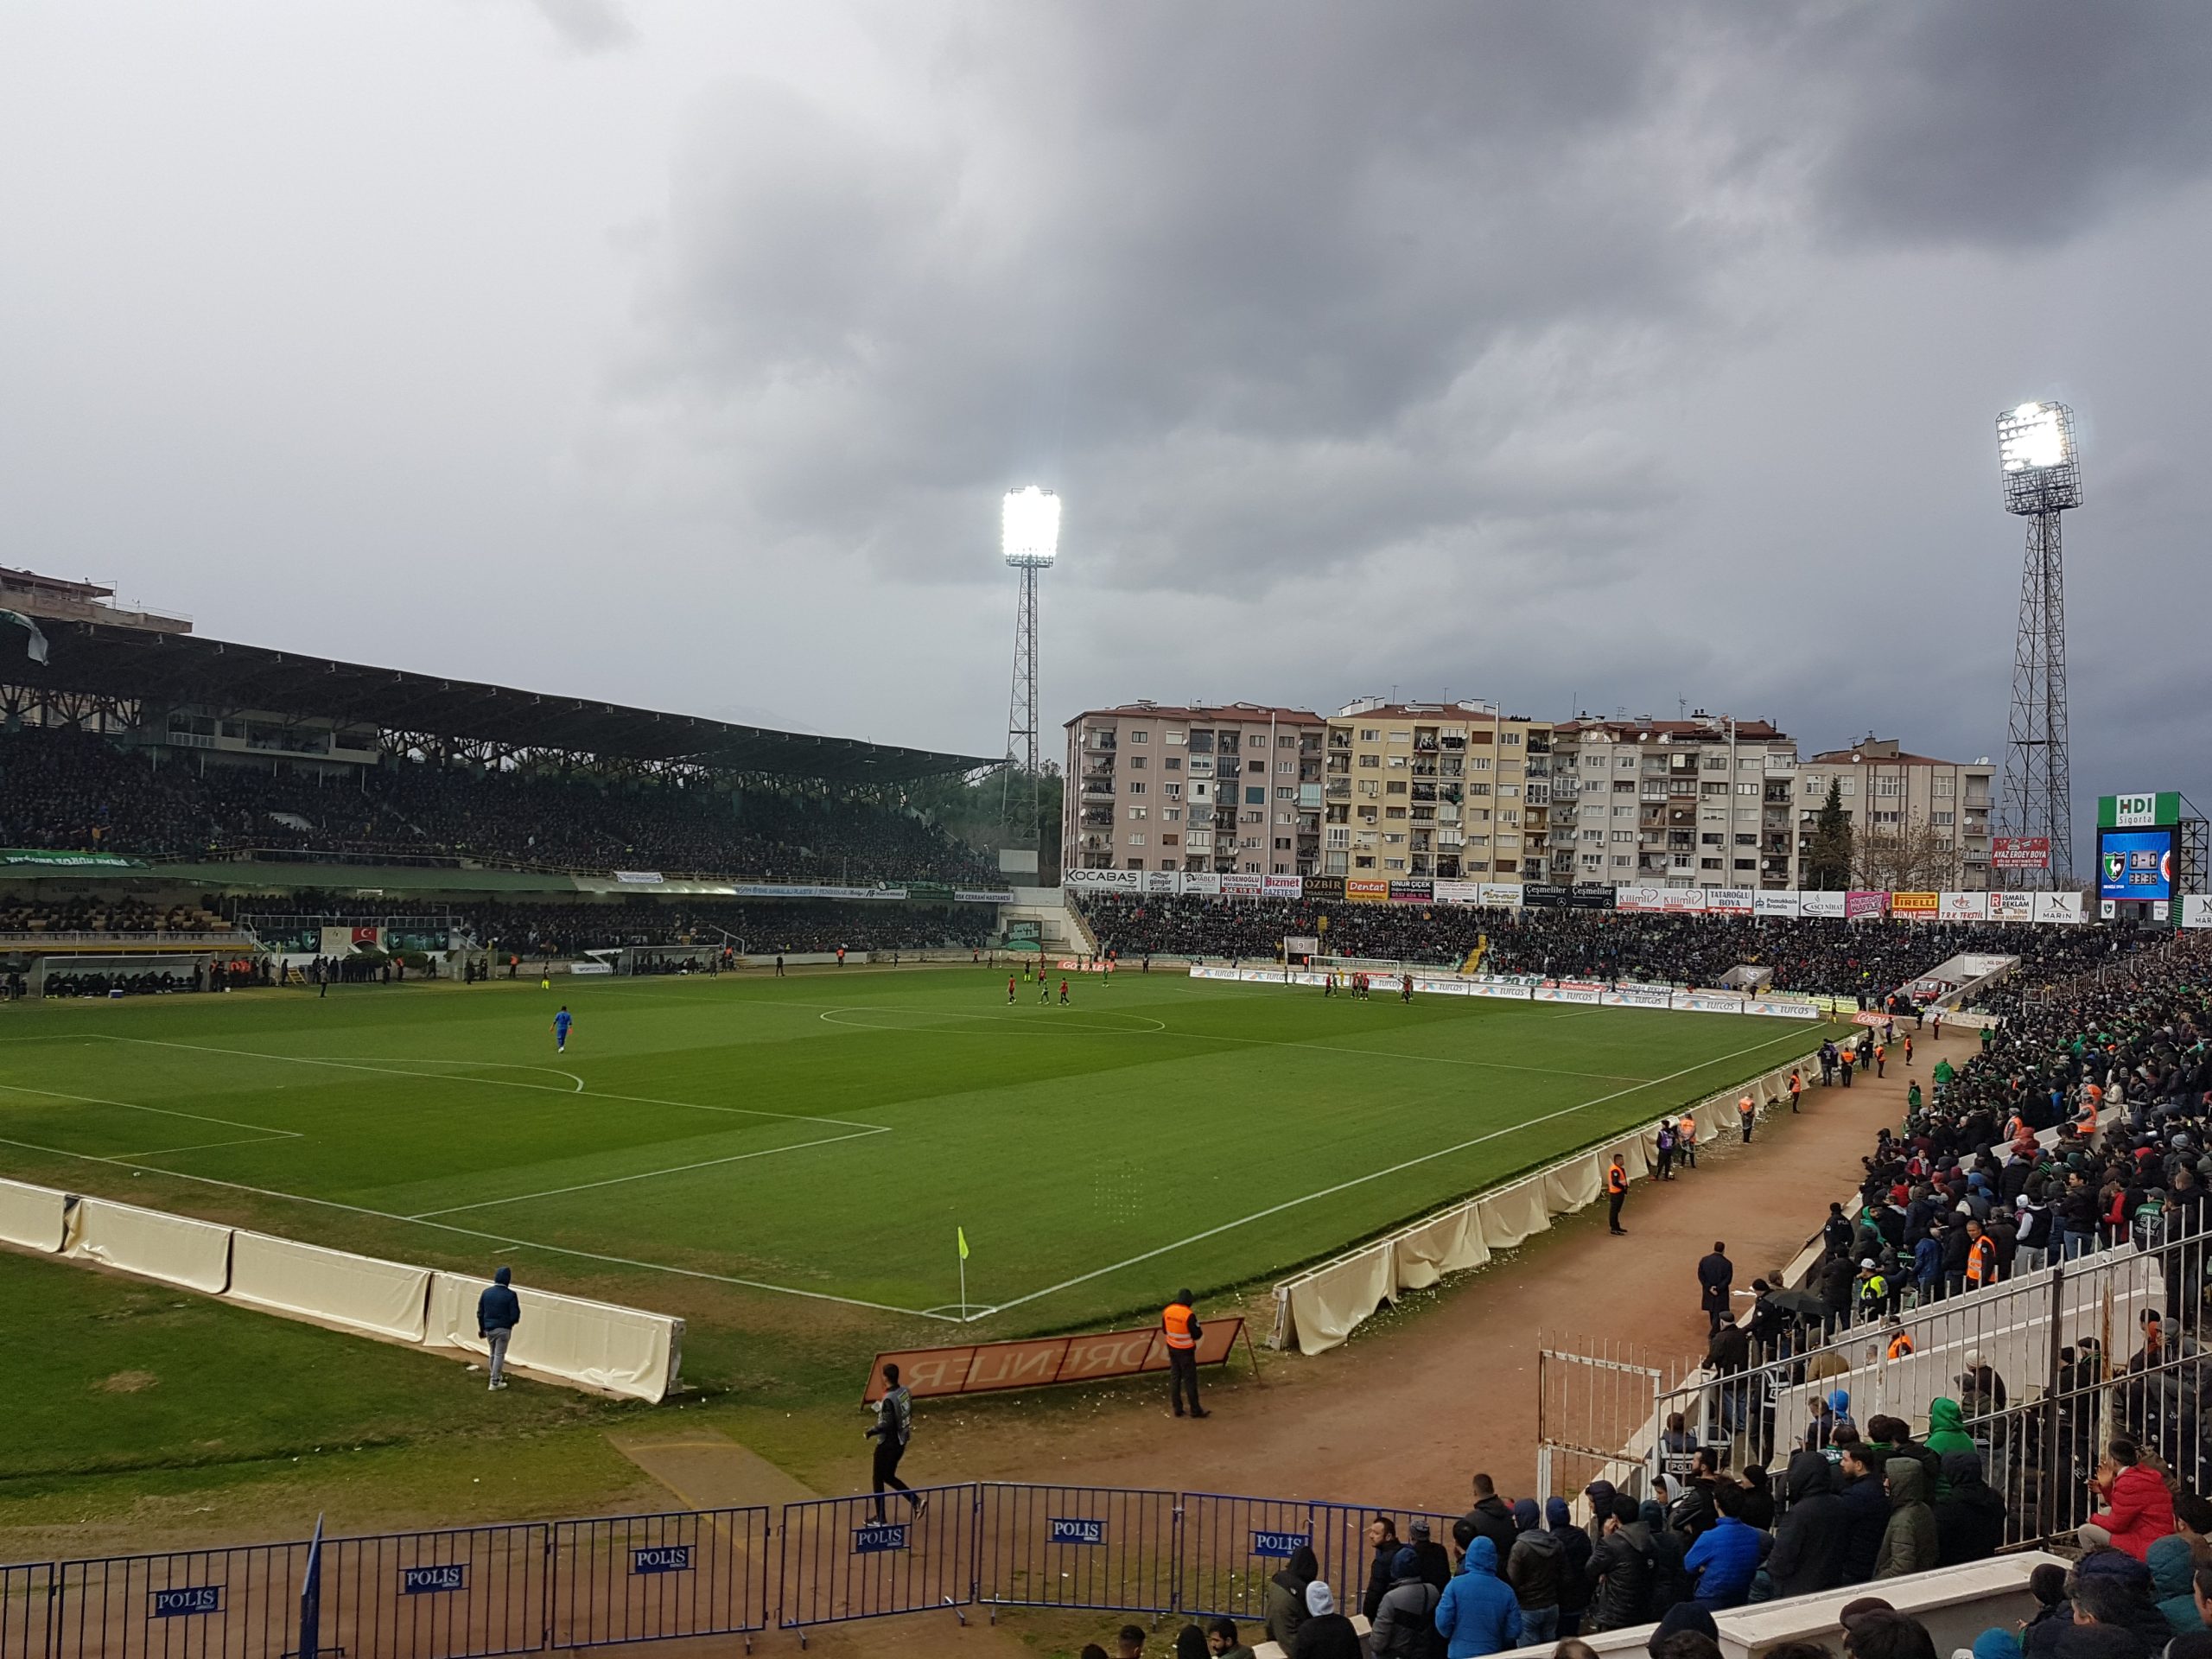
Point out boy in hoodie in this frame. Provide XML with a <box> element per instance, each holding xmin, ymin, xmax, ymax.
<box><xmin>1924</xmin><ymin>1396</ymin><xmax>1975</xmax><ymax>1463</ymax></box>
<box><xmin>1436</xmin><ymin>1525</ymin><xmax>1522</xmax><ymax>1657</ymax></box>
<box><xmin>1547</xmin><ymin>1496</ymin><xmax>1594</xmax><ymax>1636</ymax></box>
<box><xmin>2147</xmin><ymin>1535</ymin><xmax>2205</xmax><ymax>1635</ymax></box>
<box><xmin>1874</xmin><ymin>1459</ymin><xmax>1939</xmax><ymax>1579</ymax></box>
<box><xmin>1933</xmin><ymin>1451</ymin><xmax>2007</xmax><ymax>1566</ymax></box>
<box><xmin>1770</xmin><ymin>1450</ymin><xmax>1853</xmax><ymax>1598</ymax></box>
<box><xmin>1505</xmin><ymin>1497</ymin><xmax>1564</xmax><ymax>1644</ymax></box>
<box><xmin>1370</xmin><ymin>1546</ymin><xmax>1443</xmax><ymax>1658</ymax></box>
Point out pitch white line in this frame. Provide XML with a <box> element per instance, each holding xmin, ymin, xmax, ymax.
<box><xmin>99</xmin><ymin>1037</ymin><xmax>883</xmax><ymax>1131</ymax></box>
<box><xmin>0</xmin><ymin>1081</ymin><xmax>304</xmax><ymax>1139</ymax></box>
<box><xmin>0</xmin><ymin>1132</ymin><xmax>959</xmax><ymax>1323</ymax></box>
<box><xmin>106</xmin><ymin>1133</ymin><xmax>301</xmax><ymax>1159</ymax></box>
<box><xmin>816</xmin><ymin>1007</ymin><xmax>1171</xmax><ymax>1037</ymax></box>
<box><xmin>311</xmin><ymin>1057</ymin><xmax>588</xmax><ymax>1093</ymax></box>
<box><xmin>406</xmin><ymin>1127</ymin><xmax>893</xmax><ymax>1218</ymax></box>
<box><xmin>974</xmin><ymin>1023</ymin><xmax>1819</xmax><ymax>1320</ymax></box>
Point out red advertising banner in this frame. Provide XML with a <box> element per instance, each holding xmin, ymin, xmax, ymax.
<box><xmin>1993</xmin><ymin>836</ymin><xmax>2051</xmax><ymax>870</ymax></box>
<box><xmin>1890</xmin><ymin>890</ymin><xmax>1939</xmax><ymax>914</ymax></box>
<box><xmin>862</xmin><ymin>1316</ymin><xmax>1249</xmax><ymax>1402</ymax></box>
<box><xmin>1845</xmin><ymin>890</ymin><xmax>1891</xmax><ymax>918</ymax></box>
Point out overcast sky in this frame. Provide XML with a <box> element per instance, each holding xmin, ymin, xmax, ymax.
<box><xmin>3</xmin><ymin>3</ymin><xmax>2208</xmax><ymax>838</ymax></box>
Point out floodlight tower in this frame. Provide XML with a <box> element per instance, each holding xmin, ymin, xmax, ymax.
<box><xmin>1000</xmin><ymin>486</ymin><xmax>1060</xmax><ymax>844</ymax></box>
<box><xmin>1996</xmin><ymin>401</ymin><xmax>2082</xmax><ymax>888</ymax></box>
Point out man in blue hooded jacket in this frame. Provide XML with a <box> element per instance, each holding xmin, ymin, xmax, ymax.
<box><xmin>476</xmin><ymin>1266</ymin><xmax>521</xmax><ymax>1391</ymax></box>
<box><xmin>1434</xmin><ymin>1524</ymin><xmax>1521</xmax><ymax>1658</ymax></box>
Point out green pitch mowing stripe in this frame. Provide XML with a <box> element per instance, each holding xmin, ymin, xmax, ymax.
<box><xmin>0</xmin><ymin>971</ymin><xmax>1827</xmax><ymax>1337</ymax></box>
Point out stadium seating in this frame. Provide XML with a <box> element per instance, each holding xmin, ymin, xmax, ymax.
<box><xmin>1073</xmin><ymin>892</ymin><xmax>2141</xmax><ymax>1001</ymax></box>
<box><xmin>0</xmin><ymin>728</ymin><xmax>1000</xmax><ymax>885</ymax></box>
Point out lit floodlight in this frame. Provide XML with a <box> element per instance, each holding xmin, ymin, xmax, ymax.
<box><xmin>1001</xmin><ymin>486</ymin><xmax>1061</xmax><ymax>568</ymax></box>
<box><xmin>1996</xmin><ymin>400</ymin><xmax>2080</xmax><ymax>513</ymax></box>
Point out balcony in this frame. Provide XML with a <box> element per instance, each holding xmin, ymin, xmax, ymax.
<box><xmin>1081</xmin><ymin>774</ymin><xmax>1117</xmax><ymax>798</ymax></box>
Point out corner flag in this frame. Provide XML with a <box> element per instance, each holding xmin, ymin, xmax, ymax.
<box><xmin>957</xmin><ymin>1226</ymin><xmax>969</xmax><ymax>1261</ymax></box>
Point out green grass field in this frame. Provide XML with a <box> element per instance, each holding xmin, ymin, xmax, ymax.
<box><xmin>0</xmin><ymin>965</ymin><xmax>1823</xmax><ymax>1349</ymax></box>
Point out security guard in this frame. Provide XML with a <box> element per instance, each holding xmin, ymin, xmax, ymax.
<box><xmin>1738</xmin><ymin>1093</ymin><xmax>1756</xmax><ymax>1143</ymax></box>
<box><xmin>1162</xmin><ymin>1289</ymin><xmax>1208</xmax><ymax>1419</ymax></box>
<box><xmin>1964</xmin><ymin>1221</ymin><xmax>1997</xmax><ymax>1287</ymax></box>
<box><xmin>1884</xmin><ymin>1320</ymin><xmax>1915</xmax><ymax>1361</ymax></box>
<box><xmin>1606</xmin><ymin>1154</ymin><xmax>1630</xmax><ymax>1236</ymax></box>
<box><xmin>1855</xmin><ymin>1258</ymin><xmax>1890</xmax><ymax>1322</ymax></box>
<box><xmin>1788</xmin><ymin>1069</ymin><xmax>1804</xmax><ymax>1112</ymax></box>
<box><xmin>1677</xmin><ymin>1110</ymin><xmax>1698</xmax><ymax>1168</ymax></box>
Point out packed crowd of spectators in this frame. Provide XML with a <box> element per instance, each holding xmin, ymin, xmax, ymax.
<box><xmin>1073</xmin><ymin>894</ymin><xmax>2143</xmax><ymax>1004</ymax></box>
<box><xmin>221</xmin><ymin>894</ymin><xmax>996</xmax><ymax>957</ymax></box>
<box><xmin>0</xmin><ymin>894</ymin><xmax>233</xmax><ymax>935</ymax></box>
<box><xmin>0</xmin><ymin>728</ymin><xmax>1001</xmax><ymax>885</ymax></box>
<box><xmin>1088</xmin><ymin>1456</ymin><xmax>2191</xmax><ymax>1659</ymax></box>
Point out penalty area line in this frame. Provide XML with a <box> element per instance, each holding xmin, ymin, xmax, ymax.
<box><xmin>970</xmin><ymin>1022</ymin><xmax>1818</xmax><ymax>1322</ymax></box>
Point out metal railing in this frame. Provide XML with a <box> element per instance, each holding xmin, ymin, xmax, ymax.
<box><xmin>10</xmin><ymin>1486</ymin><xmax>1484</xmax><ymax>1655</ymax></box>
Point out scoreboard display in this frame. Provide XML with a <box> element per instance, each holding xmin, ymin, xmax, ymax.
<box><xmin>2099</xmin><ymin>828</ymin><xmax>2175</xmax><ymax>904</ymax></box>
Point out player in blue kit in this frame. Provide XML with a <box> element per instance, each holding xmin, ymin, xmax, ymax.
<box><xmin>551</xmin><ymin>1006</ymin><xmax>574</xmax><ymax>1052</ymax></box>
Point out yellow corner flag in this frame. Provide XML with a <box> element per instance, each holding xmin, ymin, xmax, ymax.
<box><xmin>957</xmin><ymin>1226</ymin><xmax>969</xmax><ymax>1261</ymax></box>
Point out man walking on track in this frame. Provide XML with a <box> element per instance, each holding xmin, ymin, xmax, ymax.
<box><xmin>866</xmin><ymin>1363</ymin><xmax>927</xmax><ymax>1522</ymax></box>
<box><xmin>476</xmin><ymin>1266</ymin><xmax>520</xmax><ymax>1391</ymax></box>
<box><xmin>551</xmin><ymin>1006</ymin><xmax>573</xmax><ymax>1052</ymax></box>
<box><xmin>1606</xmin><ymin>1155</ymin><xmax>1629</xmax><ymax>1236</ymax></box>
<box><xmin>1698</xmin><ymin>1242</ymin><xmax>1733</xmax><ymax>1336</ymax></box>
<box><xmin>1738</xmin><ymin>1093</ymin><xmax>1756</xmax><ymax>1143</ymax></box>
<box><xmin>1163</xmin><ymin>1288</ymin><xmax>1209</xmax><ymax>1418</ymax></box>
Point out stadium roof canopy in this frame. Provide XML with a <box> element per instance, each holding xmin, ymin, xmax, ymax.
<box><xmin>13</xmin><ymin>620</ymin><xmax>998</xmax><ymax>783</ymax></box>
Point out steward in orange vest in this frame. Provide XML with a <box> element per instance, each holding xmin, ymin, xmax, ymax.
<box><xmin>1162</xmin><ymin>1291</ymin><xmax>1207</xmax><ymax>1419</ymax></box>
<box><xmin>1606</xmin><ymin>1156</ymin><xmax>1629</xmax><ymax>1236</ymax></box>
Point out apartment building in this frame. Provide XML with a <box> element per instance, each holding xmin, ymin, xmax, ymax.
<box><xmin>1548</xmin><ymin>715</ymin><xmax>1799</xmax><ymax>889</ymax></box>
<box><xmin>1064</xmin><ymin>702</ymin><xmax>1325</xmax><ymax>874</ymax></box>
<box><xmin>1795</xmin><ymin>737</ymin><xmax>1997</xmax><ymax>890</ymax></box>
<box><xmin>1321</xmin><ymin>699</ymin><xmax>1551</xmax><ymax>885</ymax></box>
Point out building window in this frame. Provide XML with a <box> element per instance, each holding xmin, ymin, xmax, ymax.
<box><xmin>1129</xmin><ymin>730</ymin><xmax>1147</xmax><ymax>743</ymax></box>
<box><xmin>1358</xmin><ymin>728</ymin><xmax>1380</xmax><ymax>741</ymax></box>
<box><xmin>1933</xmin><ymin>775</ymin><xmax>1955</xmax><ymax>798</ymax></box>
<box><xmin>1128</xmin><ymin>754</ymin><xmax>1147</xmax><ymax>769</ymax></box>
<box><xmin>1128</xmin><ymin>833</ymin><xmax>1147</xmax><ymax>847</ymax></box>
<box><xmin>1161</xmin><ymin>833</ymin><xmax>1179</xmax><ymax>846</ymax></box>
<box><xmin>1876</xmin><ymin>777</ymin><xmax>1902</xmax><ymax>797</ymax></box>
<box><xmin>1162</xmin><ymin>807</ymin><xmax>1180</xmax><ymax>821</ymax></box>
<box><xmin>1163</xmin><ymin>730</ymin><xmax>1183</xmax><ymax>745</ymax></box>
<box><xmin>1165</xmin><ymin>756</ymin><xmax>1181</xmax><ymax>771</ymax></box>
<box><xmin>1275</xmin><ymin>786</ymin><xmax>1296</xmax><ymax>801</ymax></box>
<box><xmin>1933</xmin><ymin>810</ymin><xmax>1954</xmax><ymax>826</ymax></box>
<box><xmin>1128</xmin><ymin>781</ymin><xmax>1146</xmax><ymax>796</ymax></box>
<box><xmin>1359</xmin><ymin>753</ymin><xmax>1380</xmax><ymax>769</ymax></box>
<box><xmin>1128</xmin><ymin>805</ymin><xmax>1147</xmax><ymax>820</ymax></box>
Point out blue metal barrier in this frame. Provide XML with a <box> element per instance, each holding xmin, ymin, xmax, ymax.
<box><xmin>1176</xmin><ymin>1492</ymin><xmax>1456</xmax><ymax>1621</ymax></box>
<box><xmin>317</xmin><ymin>1524</ymin><xmax>547</xmax><ymax>1659</ymax></box>
<box><xmin>775</xmin><ymin>1484</ymin><xmax>976</xmax><ymax>1643</ymax></box>
<box><xmin>973</xmin><ymin>1483</ymin><xmax>1177</xmax><ymax>1618</ymax></box>
<box><xmin>54</xmin><ymin>1540</ymin><xmax>311</xmax><ymax>1659</ymax></box>
<box><xmin>1</xmin><ymin>1564</ymin><xmax>51</xmax><ymax>1659</ymax></box>
<box><xmin>548</xmin><ymin>1510</ymin><xmax>768</xmax><ymax>1653</ymax></box>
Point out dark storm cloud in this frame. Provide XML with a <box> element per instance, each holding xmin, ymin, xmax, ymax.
<box><xmin>1783</xmin><ymin>2</ymin><xmax>2212</xmax><ymax>248</ymax></box>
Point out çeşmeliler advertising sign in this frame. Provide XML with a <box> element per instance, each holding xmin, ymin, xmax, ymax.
<box><xmin>2099</xmin><ymin>828</ymin><xmax>2175</xmax><ymax>903</ymax></box>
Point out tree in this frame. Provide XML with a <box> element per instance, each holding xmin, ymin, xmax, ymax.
<box><xmin>1850</xmin><ymin>819</ymin><xmax>1960</xmax><ymax>892</ymax></box>
<box><xmin>1805</xmin><ymin>779</ymin><xmax>1853</xmax><ymax>890</ymax></box>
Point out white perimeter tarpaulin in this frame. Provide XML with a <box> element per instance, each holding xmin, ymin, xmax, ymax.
<box><xmin>427</xmin><ymin>1271</ymin><xmax>683</xmax><ymax>1403</ymax></box>
<box><xmin>63</xmin><ymin>1196</ymin><xmax>233</xmax><ymax>1293</ymax></box>
<box><xmin>228</xmin><ymin>1230</ymin><xmax>432</xmax><ymax>1342</ymax></box>
<box><xmin>0</xmin><ymin>1177</ymin><xmax>68</xmax><ymax>1252</ymax></box>
<box><xmin>1273</xmin><ymin>1044</ymin><xmax>1829</xmax><ymax>1354</ymax></box>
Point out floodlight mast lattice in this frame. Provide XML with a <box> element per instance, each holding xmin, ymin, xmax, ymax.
<box><xmin>1000</xmin><ymin>486</ymin><xmax>1060</xmax><ymax>846</ymax></box>
<box><xmin>1996</xmin><ymin>401</ymin><xmax>2081</xmax><ymax>889</ymax></box>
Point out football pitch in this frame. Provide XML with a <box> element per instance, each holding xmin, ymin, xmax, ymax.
<box><xmin>0</xmin><ymin>967</ymin><xmax>1831</xmax><ymax>1349</ymax></box>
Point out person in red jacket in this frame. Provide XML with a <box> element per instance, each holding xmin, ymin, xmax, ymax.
<box><xmin>2085</xmin><ymin>1437</ymin><xmax>2176</xmax><ymax>1560</ymax></box>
